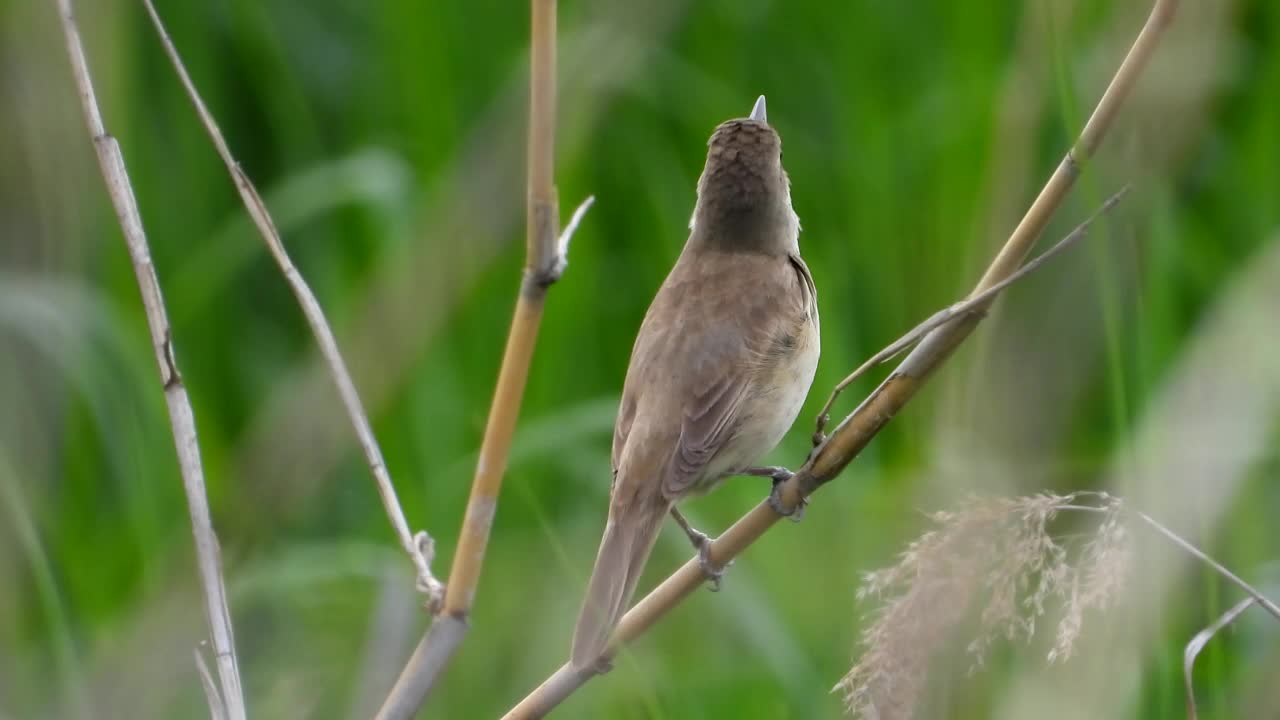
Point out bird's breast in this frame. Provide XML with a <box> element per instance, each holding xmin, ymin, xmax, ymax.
<box><xmin>693</xmin><ymin>314</ymin><xmax>820</xmax><ymax>494</ymax></box>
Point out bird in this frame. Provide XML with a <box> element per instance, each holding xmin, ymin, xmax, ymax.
<box><xmin>570</xmin><ymin>96</ymin><xmax>820</xmax><ymax>670</ymax></box>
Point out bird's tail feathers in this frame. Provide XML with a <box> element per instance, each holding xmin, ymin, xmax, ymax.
<box><xmin>570</xmin><ymin>498</ymin><xmax>669</xmax><ymax>669</ymax></box>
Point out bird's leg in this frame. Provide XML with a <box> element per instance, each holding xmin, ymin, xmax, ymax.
<box><xmin>669</xmin><ymin>507</ymin><xmax>727</xmax><ymax>591</ymax></box>
<box><xmin>742</xmin><ymin>465</ymin><xmax>793</xmax><ymax>482</ymax></box>
<box><xmin>741</xmin><ymin>466</ymin><xmax>806</xmax><ymax>521</ymax></box>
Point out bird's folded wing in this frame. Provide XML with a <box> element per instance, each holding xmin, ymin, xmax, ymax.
<box><xmin>662</xmin><ymin>371</ymin><xmax>750</xmax><ymax>498</ymax></box>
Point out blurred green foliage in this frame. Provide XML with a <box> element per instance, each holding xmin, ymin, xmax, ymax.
<box><xmin>2</xmin><ymin>0</ymin><xmax>1278</xmax><ymax>718</ymax></box>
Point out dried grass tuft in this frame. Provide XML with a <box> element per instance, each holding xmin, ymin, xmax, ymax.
<box><xmin>834</xmin><ymin>492</ymin><xmax>1129</xmax><ymax>720</ymax></box>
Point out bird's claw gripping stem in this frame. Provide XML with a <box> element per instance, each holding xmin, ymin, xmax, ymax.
<box><xmin>689</xmin><ymin>530</ymin><xmax>727</xmax><ymax>591</ymax></box>
<box><xmin>761</xmin><ymin>468</ymin><xmax>806</xmax><ymax>521</ymax></box>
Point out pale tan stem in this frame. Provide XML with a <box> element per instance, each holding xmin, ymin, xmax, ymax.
<box><xmin>525</xmin><ymin>0</ymin><xmax>559</xmax><ymax>285</ymax></box>
<box><xmin>375</xmin><ymin>1</ymin><xmax>595</xmax><ymax>716</ymax></box>
<box><xmin>54</xmin><ymin>1</ymin><xmax>245</xmax><ymax>718</ymax></box>
<box><xmin>503</xmin><ymin>1</ymin><xmax>1180</xmax><ymax>716</ymax></box>
<box><xmin>135</xmin><ymin>0</ymin><xmax>445</xmax><ymax>604</ymax></box>
<box><xmin>439</xmin><ymin>0</ymin><xmax>563</xmax><ymax>619</ymax></box>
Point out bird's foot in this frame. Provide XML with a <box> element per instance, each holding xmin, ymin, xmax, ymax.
<box><xmin>670</xmin><ymin>507</ymin><xmax>729</xmax><ymax>591</ymax></box>
<box><xmin>589</xmin><ymin>655</ymin><xmax>615</xmax><ymax>675</ymax></box>
<box><xmin>766</xmin><ymin>472</ymin><xmax>807</xmax><ymax>522</ymax></box>
<box><xmin>743</xmin><ymin>466</ymin><xmax>805</xmax><ymax>521</ymax></box>
<box><xmin>689</xmin><ymin>529</ymin><xmax>728</xmax><ymax>592</ymax></box>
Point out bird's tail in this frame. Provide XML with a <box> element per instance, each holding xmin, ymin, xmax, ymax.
<box><xmin>570</xmin><ymin>497</ymin><xmax>669</xmax><ymax>669</ymax></box>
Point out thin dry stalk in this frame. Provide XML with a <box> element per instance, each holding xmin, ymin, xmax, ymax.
<box><xmin>194</xmin><ymin>648</ymin><xmax>229</xmax><ymax>720</ymax></box>
<box><xmin>1183</xmin><ymin>597</ymin><xmax>1255</xmax><ymax>720</ymax></box>
<box><xmin>502</xmin><ymin>1</ymin><xmax>1179</xmax><ymax>716</ymax></box>
<box><xmin>54</xmin><ymin>1</ymin><xmax>246</xmax><ymax>718</ymax></box>
<box><xmin>376</xmin><ymin>1</ymin><xmax>593</xmax><ymax>717</ymax></box>
<box><xmin>1135</xmin><ymin>512</ymin><xmax>1280</xmax><ymax>621</ymax></box>
<box><xmin>136</xmin><ymin>0</ymin><xmax>444</xmax><ymax>605</ymax></box>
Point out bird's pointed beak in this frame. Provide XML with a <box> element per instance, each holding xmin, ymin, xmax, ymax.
<box><xmin>749</xmin><ymin>95</ymin><xmax>767</xmax><ymax>123</ymax></box>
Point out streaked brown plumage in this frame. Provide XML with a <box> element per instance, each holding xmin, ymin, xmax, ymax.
<box><xmin>571</xmin><ymin>97</ymin><xmax>819</xmax><ymax>669</ymax></box>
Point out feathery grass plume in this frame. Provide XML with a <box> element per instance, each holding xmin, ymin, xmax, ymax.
<box><xmin>1048</xmin><ymin>493</ymin><xmax>1130</xmax><ymax>662</ymax></box>
<box><xmin>834</xmin><ymin>492</ymin><xmax>1129</xmax><ymax>719</ymax></box>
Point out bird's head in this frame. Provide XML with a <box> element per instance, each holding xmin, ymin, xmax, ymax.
<box><xmin>691</xmin><ymin>96</ymin><xmax>799</xmax><ymax>253</ymax></box>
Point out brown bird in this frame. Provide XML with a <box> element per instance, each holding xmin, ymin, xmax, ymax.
<box><xmin>571</xmin><ymin>96</ymin><xmax>820</xmax><ymax>670</ymax></box>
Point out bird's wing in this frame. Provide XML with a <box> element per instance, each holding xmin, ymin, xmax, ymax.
<box><xmin>789</xmin><ymin>252</ymin><xmax>819</xmax><ymax>331</ymax></box>
<box><xmin>610</xmin><ymin>250</ymin><xmax>814</xmax><ymax>501</ymax></box>
<box><xmin>662</xmin><ymin>367</ymin><xmax>752</xmax><ymax>498</ymax></box>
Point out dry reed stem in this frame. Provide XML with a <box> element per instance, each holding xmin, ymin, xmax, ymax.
<box><xmin>376</xmin><ymin>0</ymin><xmax>594</xmax><ymax>717</ymax></box>
<box><xmin>136</xmin><ymin>0</ymin><xmax>445</xmax><ymax>606</ymax></box>
<box><xmin>1136</xmin><ymin>512</ymin><xmax>1280</xmax><ymax>620</ymax></box>
<box><xmin>1183</xmin><ymin>597</ymin><xmax>1256</xmax><ymax>720</ymax></box>
<box><xmin>54</xmin><ymin>1</ymin><xmax>246</xmax><ymax>717</ymax></box>
<box><xmin>502</xmin><ymin>1</ymin><xmax>1179</xmax><ymax>716</ymax></box>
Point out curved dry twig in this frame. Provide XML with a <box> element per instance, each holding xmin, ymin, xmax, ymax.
<box><xmin>137</xmin><ymin>0</ymin><xmax>445</xmax><ymax>604</ymax></box>
<box><xmin>1183</xmin><ymin>598</ymin><xmax>1255</xmax><ymax>720</ymax></box>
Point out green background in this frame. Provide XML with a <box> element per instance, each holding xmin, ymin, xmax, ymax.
<box><xmin>2</xmin><ymin>0</ymin><xmax>1278</xmax><ymax>718</ymax></box>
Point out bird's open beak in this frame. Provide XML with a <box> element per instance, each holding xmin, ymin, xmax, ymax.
<box><xmin>749</xmin><ymin>95</ymin><xmax>767</xmax><ymax>123</ymax></box>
